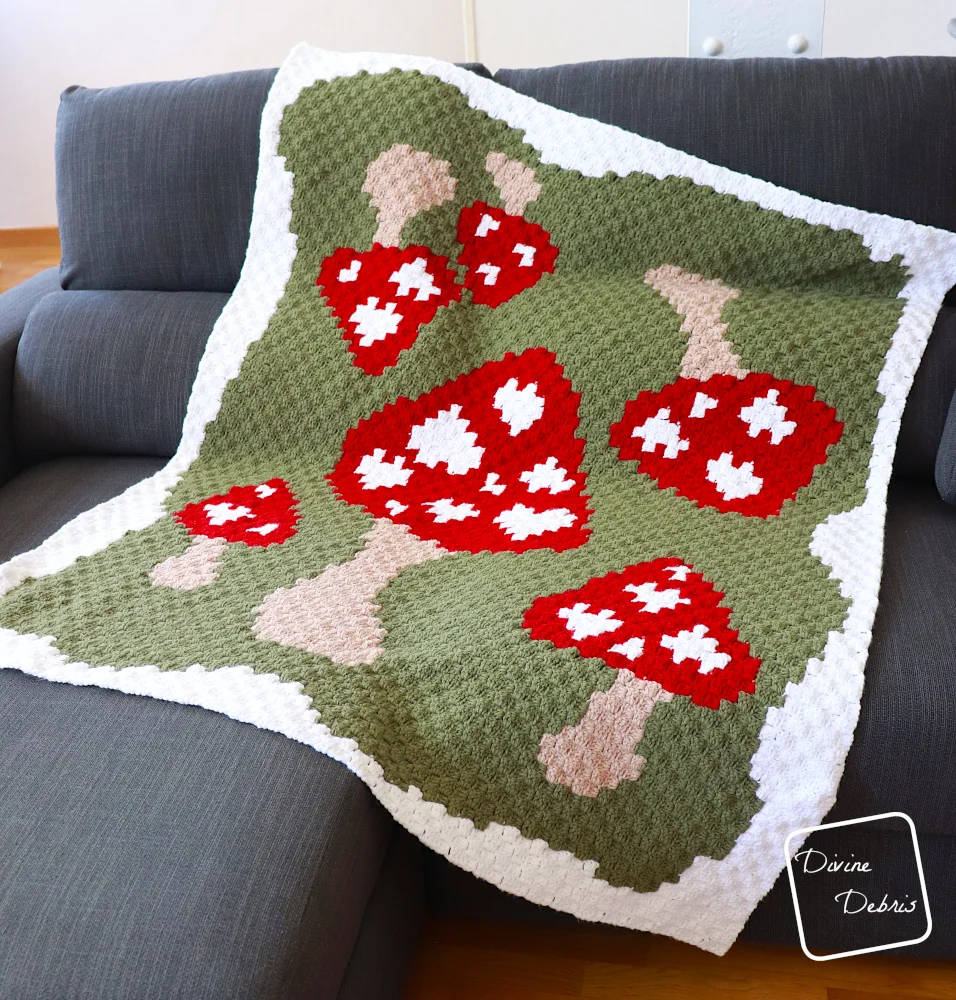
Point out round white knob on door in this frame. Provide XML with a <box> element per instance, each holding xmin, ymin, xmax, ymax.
<box><xmin>788</xmin><ymin>34</ymin><xmax>810</xmax><ymax>54</ymax></box>
<box><xmin>948</xmin><ymin>17</ymin><xmax>956</xmax><ymax>38</ymax></box>
<box><xmin>702</xmin><ymin>36</ymin><xmax>724</xmax><ymax>57</ymax></box>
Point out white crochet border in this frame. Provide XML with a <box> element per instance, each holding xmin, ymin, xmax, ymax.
<box><xmin>3</xmin><ymin>45</ymin><xmax>956</xmax><ymax>954</ymax></box>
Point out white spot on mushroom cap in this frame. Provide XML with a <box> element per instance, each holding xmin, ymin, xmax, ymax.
<box><xmin>494</xmin><ymin>503</ymin><xmax>575</xmax><ymax>541</ymax></box>
<box><xmin>520</xmin><ymin>456</ymin><xmax>574</xmax><ymax>494</ymax></box>
<box><xmin>739</xmin><ymin>389</ymin><xmax>796</xmax><ymax>445</ymax></box>
<box><xmin>480</xmin><ymin>473</ymin><xmax>506</xmax><ymax>496</ymax></box>
<box><xmin>623</xmin><ymin>581</ymin><xmax>691</xmax><ymax>614</ymax></box>
<box><xmin>422</xmin><ymin>498</ymin><xmax>479</xmax><ymax>523</ymax></box>
<box><xmin>247</xmin><ymin>522</ymin><xmax>280</xmax><ymax>536</ymax></box>
<box><xmin>493</xmin><ymin>378</ymin><xmax>545</xmax><ymax>436</ymax></box>
<box><xmin>558</xmin><ymin>602</ymin><xmax>623</xmax><ymax>641</ymax></box>
<box><xmin>475</xmin><ymin>213</ymin><xmax>500</xmax><ymax>237</ymax></box>
<box><xmin>631</xmin><ymin>408</ymin><xmax>689</xmax><ymax>459</ymax></box>
<box><xmin>476</xmin><ymin>262</ymin><xmax>500</xmax><ymax>286</ymax></box>
<box><xmin>706</xmin><ymin>451</ymin><xmax>763</xmax><ymax>500</ymax></box>
<box><xmin>389</xmin><ymin>257</ymin><xmax>441</xmax><ymax>301</ymax></box>
<box><xmin>338</xmin><ymin>259</ymin><xmax>361</xmax><ymax>282</ymax></box>
<box><xmin>609</xmin><ymin>636</ymin><xmax>646</xmax><ymax>661</ymax></box>
<box><xmin>660</xmin><ymin>624</ymin><xmax>731</xmax><ymax>675</ymax></box>
<box><xmin>513</xmin><ymin>243</ymin><xmax>536</xmax><ymax>267</ymax></box>
<box><xmin>349</xmin><ymin>297</ymin><xmax>402</xmax><ymax>346</ymax></box>
<box><xmin>356</xmin><ymin>449</ymin><xmax>413</xmax><ymax>490</ymax></box>
<box><xmin>407</xmin><ymin>405</ymin><xmax>484</xmax><ymax>476</ymax></box>
<box><xmin>203</xmin><ymin>502</ymin><xmax>253</xmax><ymax>526</ymax></box>
<box><xmin>689</xmin><ymin>392</ymin><xmax>718</xmax><ymax>419</ymax></box>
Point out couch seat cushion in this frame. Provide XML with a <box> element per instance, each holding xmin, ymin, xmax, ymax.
<box><xmin>0</xmin><ymin>668</ymin><xmax>394</xmax><ymax>1000</ymax></box>
<box><xmin>0</xmin><ymin>457</ymin><xmax>166</xmax><ymax>563</ymax></box>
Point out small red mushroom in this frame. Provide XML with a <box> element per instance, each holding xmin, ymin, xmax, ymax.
<box><xmin>609</xmin><ymin>266</ymin><xmax>842</xmax><ymax>517</ymax></box>
<box><xmin>316</xmin><ymin>144</ymin><xmax>462</xmax><ymax>375</ymax></box>
<box><xmin>525</xmin><ymin>557</ymin><xmax>761</xmax><ymax>797</ymax></box>
<box><xmin>149</xmin><ymin>478</ymin><xmax>299</xmax><ymax>590</ymax></box>
<box><xmin>253</xmin><ymin>348</ymin><xmax>592</xmax><ymax>664</ymax></box>
<box><xmin>456</xmin><ymin>152</ymin><xmax>559</xmax><ymax>307</ymax></box>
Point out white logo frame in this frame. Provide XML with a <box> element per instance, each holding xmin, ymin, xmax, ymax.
<box><xmin>784</xmin><ymin>811</ymin><xmax>932</xmax><ymax>961</ymax></box>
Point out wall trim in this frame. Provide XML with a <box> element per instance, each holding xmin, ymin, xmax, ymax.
<box><xmin>462</xmin><ymin>0</ymin><xmax>477</xmax><ymax>62</ymax></box>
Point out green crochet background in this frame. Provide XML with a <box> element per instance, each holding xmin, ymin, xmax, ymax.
<box><xmin>0</xmin><ymin>71</ymin><xmax>907</xmax><ymax>892</ymax></box>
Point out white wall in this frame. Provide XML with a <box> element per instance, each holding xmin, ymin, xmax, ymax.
<box><xmin>0</xmin><ymin>0</ymin><xmax>466</xmax><ymax>228</ymax></box>
<box><xmin>473</xmin><ymin>0</ymin><xmax>687</xmax><ymax>70</ymax></box>
<box><xmin>823</xmin><ymin>0</ymin><xmax>956</xmax><ymax>55</ymax></box>
<box><xmin>5</xmin><ymin>0</ymin><xmax>956</xmax><ymax>228</ymax></box>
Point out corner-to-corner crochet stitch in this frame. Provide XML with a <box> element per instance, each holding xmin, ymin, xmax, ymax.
<box><xmin>3</xmin><ymin>45</ymin><xmax>956</xmax><ymax>955</ymax></box>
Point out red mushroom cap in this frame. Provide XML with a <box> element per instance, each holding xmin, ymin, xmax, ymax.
<box><xmin>610</xmin><ymin>373</ymin><xmax>842</xmax><ymax>518</ymax></box>
<box><xmin>174</xmin><ymin>478</ymin><xmax>300</xmax><ymax>548</ymax></box>
<box><xmin>316</xmin><ymin>244</ymin><xmax>462</xmax><ymax>375</ymax></box>
<box><xmin>328</xmin><ymin>348</ymin><xmax>591</xmax><ymax>554</ymax></box>
<box><xmin>456</xmin><ymin>202</ymin><xmax>559</xmax><ymax>308</ymax></box>
<box><xmin>523</xmin><ymin>557</ymin><xmax>761</xmax><ymax>709</ymax></box>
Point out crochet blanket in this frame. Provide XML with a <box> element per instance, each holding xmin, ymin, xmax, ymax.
<box><xmin>3</xmin><ymin>46</ymin><xmax>956</xmax><ymax>954</ymax></box>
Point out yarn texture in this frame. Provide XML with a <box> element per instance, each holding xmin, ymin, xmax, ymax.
<box><xmin>3</xmin><ymin>46</ymin><xmax>956</xmax><ymax>954</ymax></box>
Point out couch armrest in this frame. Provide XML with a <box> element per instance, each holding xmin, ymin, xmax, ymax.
<box><xmin>0</xmin><ymin>268</ymin><xmax>62</xmax><ymax>485</ymax></box>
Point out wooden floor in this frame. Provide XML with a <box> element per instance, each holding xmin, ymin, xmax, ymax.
<box><xmin>403</xmin><ymin>919</ymin><xmax>956</xmax><ymax>999</ymax></box>
<box><xmin>3</xmin><ymin>235</ymin><xmax>956</xmax><ymax>1000</ymax></box>
<box><xmin>0</xmin><ymin>228</ymin><xmax>60</xmax><ymax>294</ymax></box>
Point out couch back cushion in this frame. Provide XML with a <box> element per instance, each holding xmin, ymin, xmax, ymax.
<box><xmin>14</xmin><ymin>291</ymin><xmax>226</xmax><ymax>461</ymax></box>
<box><xmin>56</xmin><ymin>70</ymin><xmax>277</xmax><ymax>293</ymax></box>
<box><xmin>896</xmin><ymin>308</ymin><xmax>956</xmax><ymax>481</ymax></box>
<box><xmin>55</xmin><ymin>64</ymin><xmax>491</xmax><ymax>296</ymax></box>
<box><xmin>495</xmin><ymin>57</ymin><xmax>956</xmax><ymax>234</ymax></box>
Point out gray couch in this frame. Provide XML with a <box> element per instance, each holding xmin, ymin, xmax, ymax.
<box><xmin>2</xmin><ymin>56</ymin><xmax>956</xmax><ymax>998</ymax></box>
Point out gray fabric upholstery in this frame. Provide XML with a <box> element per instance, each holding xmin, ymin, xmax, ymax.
<box><xmin>0</xmin><ymin>268</ymin><xmax>61</xmax><ymax>484</ymax></box>
<box><xmin>935</xmin><ymin>387</ymin><xmax>956</xmax><ymax>503</ymax></box>
<box><xmin>457</xmin><ymin>62</ymin><xmax>492</xmax><ymax>80</ymax></box>
<box><xmin>897</xmin><ymin>307</ymin><xmax>956</xmax><ymax>483</ymax></box>
<box><xmin>13</xmin><ymin>291</ymin><xmax>226</xmax><ymax>462</ymax></box>
<box><xmin>494</xmin><ymin>57</ymin><xmax>956</xmax><ymax>233</ymax></box>
<box><xmin>56</xmin><ymin>69</ymin><xmax>277</xmax><ymax>292</ymax></box>
<box><xmin>826</xmin><ymin>479</ymin><xmax>956</xmax><ymax>835</ymax></box>
<box><xmin>336</xmin><ymin>830</ymin><xmax>424</xmax><ymax>1000</ymax></box>
<box><xmin>0</xmin><ymin>667</ymin><xmax>394</xmax><ymax>1000</ymax></box>
<box><xmin>0</xmin><ymin>457</ymin><xmax>164</xmax><ymax>562</ymax></box>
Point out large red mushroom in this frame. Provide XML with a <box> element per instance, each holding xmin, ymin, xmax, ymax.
<box><xmin>316</xmin><ymin>143</ymin><xmax>463</xmax><ymax>375</ymax></box>
<box><xmin>609</xmin><ymin>265</ymin><xmax>843</xmax><ymax>517</ymax></box>
<box><xmin>253</xmin><ymin>348</ymin><xmax>592</xmax><ymax>664</ymax></box>
<box><xmin>149</xmin><ymin>479</ymin><xmax>299</xmax><ymax>590</ymax></box>
<box><xmin>525</xmin><ymin>557</ymin><xmax>761</xmax><ymax>797</ymax></box>
<box><xmin>456</xmin><ymin>152</ymin><xmax>559</xmax><ymax>307</ymax></box>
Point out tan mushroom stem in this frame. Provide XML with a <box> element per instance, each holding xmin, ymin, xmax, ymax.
<box><xmin>644</xmin><ymin>265</ymin><xmax>748</xmax><ymax>381</ymax></box>
<box><xmin>252</xmin><ymin>518</ymin><xmax>445</xmax><ymax>665</ymax></box>
<box><xmin>485</xmin><ymin>152</ymin><xmax>542</xmax><ymax>217</ymax></box>
<box><xmin>148</xmin><ymin>535</ymin><xmax>229</xmax><ymax>591</ymax></box>
<box><xmin>538</xmin><ymin>671</ymin><xmax>673</xmax><ymax>797</ymax></box>
<box><xmin>362</xmin><ymin>143</ymin><xmax>458</xmax><ymax>248</ymax></box>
